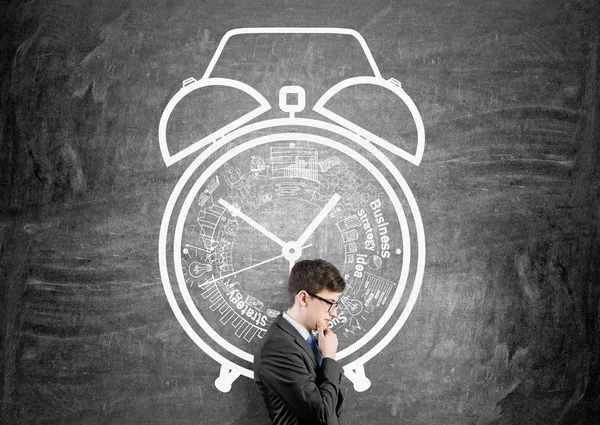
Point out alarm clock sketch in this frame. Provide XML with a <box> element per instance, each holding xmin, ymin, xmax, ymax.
<box><xmin>158</xmin><ymin>28</ymin><xmax>426</xmax><ymax>393</ymax></box>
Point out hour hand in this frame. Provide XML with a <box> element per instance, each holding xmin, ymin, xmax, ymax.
<box><xmin>295</xmin><ymin>193</ymin><xmax>341</xmax><ymax>247</ymax></box>
<box><xmin>218</xmin><ymin>198</ymin><xmax>286</xmax><ymax>247</ymax></box>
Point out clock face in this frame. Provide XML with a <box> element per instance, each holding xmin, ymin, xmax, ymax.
<box><xmin>164</xmin><ymin>129</ymin><xmax>420</xmax><ymax>367</ymax></box>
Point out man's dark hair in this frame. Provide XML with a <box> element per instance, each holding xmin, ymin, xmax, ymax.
<box><xmin>287</xmin><ymin>259</ymin><xmax>346</xmax><ymax>308</ymax></box>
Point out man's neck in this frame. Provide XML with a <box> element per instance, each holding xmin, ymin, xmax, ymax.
<box><xmin>285</xmin><ymin>307</ymin><xmax>309</xmax><ymax>331</ymax></box>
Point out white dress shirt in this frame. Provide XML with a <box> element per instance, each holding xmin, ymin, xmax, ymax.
<box><xmin>282</xmin><ymin>312</ymin><xmax>310</xmax><ymax>340</ymax></box>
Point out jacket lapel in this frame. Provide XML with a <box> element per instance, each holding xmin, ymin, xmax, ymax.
<box><xmin>274</xmin><ymin>315</ymin><xmax>318</xmax><ymax>367</ymax></box>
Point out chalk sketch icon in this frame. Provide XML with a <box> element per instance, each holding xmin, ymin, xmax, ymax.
<box><xmin>158</xmin><ymin>28</ymin><xmax>426</xmax><ymax>393</ymax></box>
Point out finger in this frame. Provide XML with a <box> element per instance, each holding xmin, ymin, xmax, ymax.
<box><xmin>317</xmin><ymin>322</ymin><xmax>325</xmax><ymax>338</ymax></box>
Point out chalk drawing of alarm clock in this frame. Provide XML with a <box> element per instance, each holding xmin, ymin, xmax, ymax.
<box><xmin>158</xmin><ymin>28</ymin><xmax>426</xmax><ymax>393</ymax></box>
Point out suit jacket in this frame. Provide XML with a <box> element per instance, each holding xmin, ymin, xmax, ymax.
<box><xmin>254</xmin><ymin>315</ymin><xmax>344</xmax><ymax>425</ymax></box>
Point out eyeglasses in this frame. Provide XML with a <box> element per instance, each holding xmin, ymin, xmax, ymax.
<box><xmin>305</xmin><ymin>292</ymin><xmax>339</xmax><ymax>313</ymax></box>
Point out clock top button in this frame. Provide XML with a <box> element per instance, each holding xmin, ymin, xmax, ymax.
<box><xmin>279</xmin><ymin>86</ymin><xmax>306</xmax><ymax>118</ymax></box>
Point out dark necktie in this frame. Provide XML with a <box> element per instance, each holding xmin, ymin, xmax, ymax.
<box><xmin>307</xmin><ymin>333</ymin><xmax>322</xmax><ymax>366</ymax></box>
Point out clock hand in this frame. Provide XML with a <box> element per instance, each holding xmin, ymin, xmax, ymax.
<box><xmin>288</xmin><ymin>257</ymin><xmax>295</xmax><ymax>274</ymax></box>
<box><xmin>203</xmin><ymin>243</ymin><xmax>313</xmax><ymax>285</ymax></box>
<box><xmin>294</xmin><ymin>193</ymin><xmax>341</xmax><ymax>247</ymax></box>
<box><xmin>218</xmin><ymin>198</ymin><xmax>286</xmax><ymax>248</ymax></box>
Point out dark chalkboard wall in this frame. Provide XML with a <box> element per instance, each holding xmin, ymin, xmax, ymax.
<box><xmin>1</xmin><ymin>0</ymin><xmax>599</xmax><ymax>424</ymax></box>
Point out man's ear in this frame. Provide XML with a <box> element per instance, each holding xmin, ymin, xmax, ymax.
<box><xmin>297</xmin><ymin>290</ymin><xmax>308</xmax><ymax>307</ymax></box>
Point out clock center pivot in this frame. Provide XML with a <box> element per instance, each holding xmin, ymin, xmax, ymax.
<box><xmin>282</xmin><ymin>240</ymin><xmax>303</xmax><ymax>262</ymax></box>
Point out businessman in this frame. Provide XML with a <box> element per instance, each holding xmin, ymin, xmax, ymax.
<box><xmin>254</xmin><ymin>259</ymin><xmax>346</xmax><ymax>425</ymax></box>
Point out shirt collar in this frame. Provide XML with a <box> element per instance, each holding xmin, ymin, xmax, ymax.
<box><xmin>282</xmin><ymin>312</ymin><xmax>310</xmax><ymax>340</ymax></box>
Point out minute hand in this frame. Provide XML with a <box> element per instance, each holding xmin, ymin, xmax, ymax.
<box><xmin>295</xmin><ymin>193</ymin><xmax>341</xmax><ymax>247</ymax></box>
<box><xmin>218</xmin><ymin>198</ymin><xmax>286</xmax><ymax>247</ymax></box>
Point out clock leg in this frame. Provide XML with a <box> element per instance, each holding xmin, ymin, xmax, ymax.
<box><xmin>214</xmin><ymin>364</ymin><xmax>242</xmax><ymax>393</ymax></box>
<box><xmin>343</xmin><ymin>362</ymin><xmax>371</xmax><ymax>392</ymax></box>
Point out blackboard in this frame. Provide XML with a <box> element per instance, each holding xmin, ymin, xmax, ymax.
<box><xmin>1</xmin><ymin>0</ymin><xmax>598</xmax><ymax>424</ymax></box>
